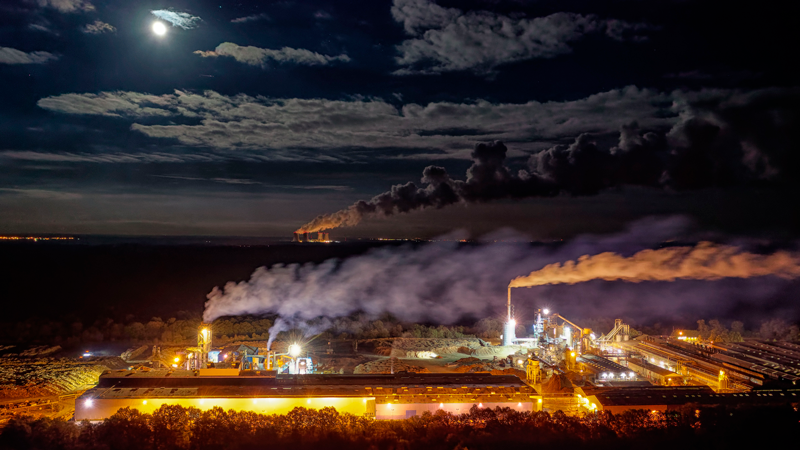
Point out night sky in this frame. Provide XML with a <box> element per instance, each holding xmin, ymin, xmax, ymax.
<box><xmin>1</xmin><ymin>0</ymin><xmax>797</xmax><ymax>239</ymax></box>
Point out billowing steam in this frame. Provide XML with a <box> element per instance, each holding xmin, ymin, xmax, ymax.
<box><xmin>206</xmin><ymin>218</ymin><xmax>800</xmax><ymax>346</ymax></box>
<box><xmin>510</xmin><ymin>242</ymin><xmax>800</xmax><ymax>288</ymax></box>
<box><xmin>298</xmin><ymin>88</ymin><xmax>800</xmax><ymax>233</ymax></box>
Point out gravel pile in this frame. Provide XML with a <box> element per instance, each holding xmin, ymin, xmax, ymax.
<box><xmin>0</xmin><ymin>358</ymin><xmax>108</xmax><ymax>399</ymax></box>
<box><xmin>353</xmin><ymin>358</ymin><xmax>430</xmax><ymax>374</ymax></box>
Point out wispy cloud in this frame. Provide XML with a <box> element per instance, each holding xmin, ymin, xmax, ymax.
<box><xmin>0</xmin><ymin>47</ymin><xmax>59</xmax><ymax>64</ymax></box>
<box><xmin>231</xmin><ymin>13</ymin><xmax>269</xmax><ymax>23</ymax></box>
<box><xmin>195</xmin><ymin>43</ymin><xmax>350</xmax><ymax>67</ymax></box>
<box><xmin>0</xmin><ymin>188</ymin><xmax>82</xmax><ymax>200</ymax></box>
<box><xmin>36</xmin><ymin>86</ymin><xmax>676</xmax><ymax>158</ymax></box>
<box><xmin>35</xmin><ymin>0</ymin><xmax>94</xmax><ymax>13</ymax></box>
<box><xmin>0</xmin><ymin>150</ymin><xmax>224</xmax><ymax>164</ymax></box>
<box><xmin>150</xmin><ymin>9</ymin><xmax>202</xmax><ymax>30</ymax></box>
<box><xmin>154</xmin><ymin>175</ymin><xmax>260</xmax><ymax>185</ymax></box>
<box><xmin>153</xmin><ymin>175</ymin><xmax>351</xmax><ymax>190</ymax></box>
<box><xmin>28</xmin><ymin>23</ymin><xmax>58</xmax><ymax>35</ymax></box>
<box><xmin>82</xmin><ymin>20</ymin><xmax>115</xmax><ymax>34</ymax></box>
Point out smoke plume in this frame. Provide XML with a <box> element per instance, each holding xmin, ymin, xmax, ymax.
<box><xmin>206</xmin><ymin>217</ymin><xmax>800</xmax><ymax>343</ymax></box>
<box><xmin>297</xmin><ymin>88</ymin><xmax>800</xmax><ymax>232</ymax></box>
<box><xmin>509</xmin><ymin>242</ymin><xmax>800</xmax><ymax>288</ymax></box>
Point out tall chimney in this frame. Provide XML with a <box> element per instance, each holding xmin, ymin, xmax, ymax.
<box><xmin>198</xmin><ymin>325</ymin><xmax>212</xmax><ymax>369</ymax></box>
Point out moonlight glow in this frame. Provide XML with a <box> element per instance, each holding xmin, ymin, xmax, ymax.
<box><xmin>152</xmin><ymin>21</ymin><xmax>167</xmax><ymax>36</ymax></box>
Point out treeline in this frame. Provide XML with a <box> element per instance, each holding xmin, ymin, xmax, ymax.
<box><xmin>1</xmin><ymin>314</ymin><xmax>797</xmax><ymax>348</ymax></box>
<box><xmin>1</xmin><ymin>404</ymin><xmax>798</xmax><ymax>450</ymax></box>
<box><xmin>0</xmin><ymin>314</ymin><xmax>481</xmax><ymax>347</ymax></box>
<box><xmin>315</xmin><ymin>315</ymin><xmax>475</xmax><ymax>340</ymax></box>
<box><xmin>587</xmin><ymin>318</ymin><xmax>800</xmax><ymax>343</ymax></box>
<box><xmin>694</xmin><ymin>318</ymin><xmax>798</xmax><ymax>342</ymax></box>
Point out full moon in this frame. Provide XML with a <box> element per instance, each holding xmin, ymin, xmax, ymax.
<box><xmin>152</xmin><ymin>21</ymin><xmax>167</xmax><ymax>36</ymax></box>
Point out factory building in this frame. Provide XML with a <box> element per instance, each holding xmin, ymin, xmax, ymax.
<box><xmin>578</xmin><ymin>386</ymin><xmax>800</xmax><ymax>414</ymax></box>
<box><xmin>625</xmin><ymin>358</ymin><xmax>685</xmax><ymax>386</ymax></box>
<box><xmin>76</xmin><ymin>372</ymin><xmax>541</xmax><ymax>421</ymax></box>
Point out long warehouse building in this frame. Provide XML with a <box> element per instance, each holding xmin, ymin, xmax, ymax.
<box><xmin>77</xmin><ymin>371</ymin><xmax>542</xmax><ymax>421</ymax></box>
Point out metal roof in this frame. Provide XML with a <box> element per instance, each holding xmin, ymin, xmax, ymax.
<box><xmin>588</xmin><ymin>387</ymin><xmax>800</xmax><ymax>407</ymax></box>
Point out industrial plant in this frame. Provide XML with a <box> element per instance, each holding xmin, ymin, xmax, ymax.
<box><xmin>70</xmin><ymin>286</ymin><xmax>800</xmax><ymax>422</ymax></box>
<box><xmin>292</xmin><ymin>232</ymin><xmax>331</xmax><ymax>243</ymax></box>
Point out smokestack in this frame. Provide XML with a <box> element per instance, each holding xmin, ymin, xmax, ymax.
<box><xmin>303</xmin><ymin>232</ymin><xmax>310</xmax><ymax>242</ymax></box>
<box><xmin>292</xmin><ymin>232</ymin><xmax>300</xmax><ymax>242</ymax></box>
<box><xmin>318</xmin><ymin>232</ymin><xmax>325</xmax><ymax>241</ymax></box>
<box><xmin>198</xmin><ymin>324</ymin><xmax>212</xmax><ymax>369</ymax></box>
<box><xmin>509</xmin><ymin>242</ymin><xmax>800</xmax><ymax>289</ymax></box>
<box><xmin>507</xmin><ymin>287</ymin><xmax>512</xmax><ymax>321</ymax></box>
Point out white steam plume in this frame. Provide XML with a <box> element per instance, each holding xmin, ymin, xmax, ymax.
<box><xmin>203</xmin><ymin>218</ymin><xmax>800</xmax><ymax>346</ymax></box>
<box><xmin>205</xmin><ymin>218</ymin><xmax>688</xmax><ymax>341</ymax></box>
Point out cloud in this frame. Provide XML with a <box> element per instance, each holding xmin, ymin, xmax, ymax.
<box><xmin>0</xmin><ymin>150</ymin><xmax>224</xmax><ymax>164</ymax></box>
<box><xmin>151</xmin><ymin>174</ymin><xmax>351</xmax><ymax>190</ymax></box>
<box><xmin>154</xmin><ymin>175</ymin><xmax>261</xmax><ymax>185</ymax></box>
<box><xmin>28</xmin><ymin>23</ymin><xmax>57</xmax><ymax>34</ymax></box>
<box><xmin>391</xmin><ymin>0</ymin><xmax>653</xmax><ymax>75</ymax></box>
<box><xmin>35</xmin><ymin>0</ymin><xmax>94</xmax><ymax>13</ymax></box>
<box><xmin>82</xmin><ymin>20</ymin><xmax>115</xmax><ymax>34</ymax></box>
<box><xmin>37</xmin><ymin>91</ymin><xmax>182</xmax><ymax>117</ymax></box>
<box><xmin>0</xmin><ymin>188</ymin><xmax>82</xmax><ymax>200</ymax></box>
<box><xmin>0</xmin><ymin>47</ymin><xmax>59</xmax><ymax>64</ymax></box>
<box><xmin>314</xmin><ymin>10</ymin><xmax>332</xmax><ymax>19</ymax></box>
<box><xmin>37</xmin><ymin>86</ymin><xmax>674</xmax><ymax>153</ymax></box>
<box><xmin>194</xmin><ymin>43</ymin><xmax>351</xmax><ymax>67</ymax></box>
<box><xmin>231</xmin><ymin>13</ymin><xmax>269</xmax><ymax>23</ymax></box>
<box><xmin>150</xmin><ymin>9</ymin><xmax>202</xmax><ymax>30</ymax></box>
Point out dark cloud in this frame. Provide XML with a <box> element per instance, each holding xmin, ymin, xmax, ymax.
<box><xmin>34</xmin><ymin>0</ymin><xmax>93</xmax><ymax>13</ymax></box>
<box><xmin>298</xmin><ymin>87</ymin><xmax>800</xmax><ymax>231</ymax></box>
<box><xmin>391</xmin><ymin>0</ymin><xmax>653</xmax><ymax>75</ymax></box>
<box><xmin>81</xmin><ymin>20</ymin><xmax>115</xmax><ymax>35</ymax></box>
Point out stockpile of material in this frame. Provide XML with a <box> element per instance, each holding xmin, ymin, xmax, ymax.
<box><xmin>121</xmin><ymin>346</ymin><xmax>149</xmax><ymax>361</ymax></box>
<box><xmin>0</xmin><ymin>358</ymin><xmax>109</xmax><ymax>399</ymax></box>
<box><xmin>353</xmin><ymin>357</ymin><xmax>430</xmax><ymax>374</ymax></box>
<box><xmin>384</xmin><ymin>338</ymin><xmax>489</xmax><ymax>358</ymax></box>
<box><xmin>447</xmin><ymin>357</ymin><xmax>526</xmax><ymax>381</ymax></box>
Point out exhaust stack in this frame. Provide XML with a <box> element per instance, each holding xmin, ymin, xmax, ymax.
<box><xmin>198</xmin><ymin>325</ymin><xmax>212</xmax><ymax>369</ymax></box>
